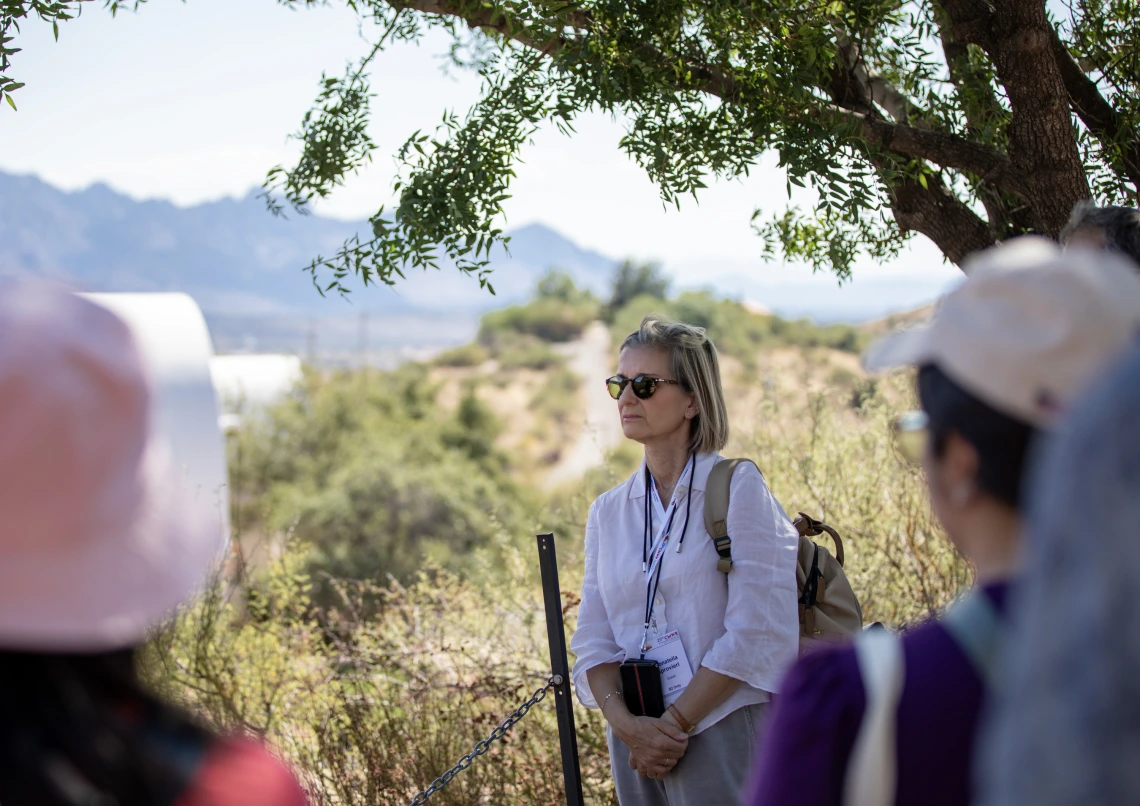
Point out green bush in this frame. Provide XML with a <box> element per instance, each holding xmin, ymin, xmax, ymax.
<box><xmin>528</xmin><ymin>367</ymin><xmax>580</xmax><ymax>427</ymax></box>
<box><xmin>433</xmin><ymin>342</ymin><xmax>490</xmax><ymax>367</ymax></box>
<box><xmin>769</xmin><ymin>316</ymin><xmax>866</xmax><ymax>353</ymax></box>
<box><xmin>606</xmin><ymin>260</ymin><xmax>671</xmax><ymax>318</ymax></box>
<box><xmin>536</xmin><ymin>268</ymin><xmax>598</xmax><ymax>306</ymax></box>
<box><xmin>609</xmin><ymin>289</ymin><xmax>868</xmax><ymax>366</ymax></box>
<box><xmin>229</xmin><ymin>367</ymin><xmax>532</xmax><ymax>594</ymax></box>
<box><xmin>479</xmin><ymin>297</ymin><xmax>599</xmax><ymax>343</ymax></box>
<box><xmin>490</xmin><ymin>332</ymin><xmax>565</xmax><ymax>370</ymax></box>
<box><xmin>478</xmin><ymin>270</ymin><xmax>601</xmax><ymax>344</ymax></box>
<box><xmin>147</xmin><ymin>546</ymin><xmax>618</xmax><ymax>806</ymax></box>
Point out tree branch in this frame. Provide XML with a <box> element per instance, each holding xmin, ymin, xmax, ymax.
<box><xmin>830</xmin><ymin>22</ymin><xmax>918</xmax><ymax>125</ymax></box>
<box><xmin>1048</xmin><ymin>28</ymin><xmax>1140</xmax><ymax>190</ymax></box>
<box><xmin>393</xmin><ymin>0</ymin><xmax>1020</xmax><ymax>194</ymax></box>
<box><xmin>842</xmin><ymin>109</ymin><xmax>1027</xmax><ymax>196</ymax></box>
<box><xmin>889</xmin><ymin>172</ymin><xmax>996</xmax><ymax>266</ymax></box>
<box><xmin>389</xmin><ymin>0</ymin><xmax>589</xmax><ymax>55</ymax></box>
<box><xmin>385</xmin><ymin>0</ymin><xmax>1014</xmax><ymax>268</ymax></box>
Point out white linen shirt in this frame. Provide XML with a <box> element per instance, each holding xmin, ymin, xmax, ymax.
<box><xmin>570</xmin><ymin>452</ymin><xmax>800</xmax><ymax>734</ymax></box>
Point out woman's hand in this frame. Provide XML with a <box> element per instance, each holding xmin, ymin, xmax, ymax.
<box><xmin>612</xmin><ymin>713</ymin><xmax>688</xmax><ymax>778</ymax></box>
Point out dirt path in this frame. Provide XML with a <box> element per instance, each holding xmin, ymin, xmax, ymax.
<box><xmin>544</xmin><ymin>321</ymin><xmax>623</xmax><ymax>489</ymax></box>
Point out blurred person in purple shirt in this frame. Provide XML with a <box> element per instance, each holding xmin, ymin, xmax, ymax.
<box><xmin>974</xmin><ymin>341</ymin><xmax>1140</xmax><ymax>805</ymax></box>
<box><xmin>743</xmin><ymin>238</ymin><xmax>1140</xmax><ymax>806</ymax></box>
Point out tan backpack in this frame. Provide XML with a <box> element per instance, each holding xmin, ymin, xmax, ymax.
<box><xmin>704</xmin><ymin>458</ymin><xmax>864</xmax><ymax>654</ymax></box>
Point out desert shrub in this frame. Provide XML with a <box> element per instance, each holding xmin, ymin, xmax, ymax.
<box><xmin>738</xmin><ymin>376</ymin><xmax>970</xmax><ymax>626</ymax></box>
<box><xmin>479</xmin><ymin>298</ymin><xmax>599</xmax><ymax>343</ymax></box>
<box><xmin>768</xmin><ymin>316</ymin><xmax>866</xmax><ymax>353</ymax></box>
<box><xmin>479</xmin><ymin>272</ymin><xmax>600</xmax><ymax>344</ymax></box>
<box><xmin>146</xmin><ymin>542</ymin><xmax>618</xmax><ymax>806</ymax></box>
<box><xmin>434</xmin><ymin>343</ymin><xmax>490</xmax><ymax>367</ymax></box>
<box><xmin>608</xmin><ymin>290</ymin><xmax>867</xmax><ymax>369</ymax></box>
<box><xmin>828</xmin><ymin>367</ymin><xmax>859</xmax><ymax>388</ymax></box>
<box><xmin>607</xmin><ymin>292</ymin><xmax>672</xmax><ymax>345</ymax></box>
<box><xmin>491</xmin><ymin>332</ymin><xmax>565</xmax><ymax>370</ymax></box>
<box><xmin>229</xmin><ymin>366</ymin><xmax>534</xmax><ymax>595</ymax></box>
<box><xmin>605</xmin><ymin>260</ymin><xmax>671</xmax><ymax>318</ymax></box>
<box><xmin>528</xmin><ymin>366</ymin><xmax>581</xmax><ymax>428</ymax></box>
<box><xmin>535</xmin><ymin>268</ymin><xmax>598</xmax><ymax>307</ymax></box>
<box><xmin>849</xmin><ymin>378</ymin><xmax>879</xmax><ymax>411</ymax></box>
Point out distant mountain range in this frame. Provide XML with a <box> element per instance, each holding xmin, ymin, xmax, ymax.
<box><xmin>1</xmin><ymin>171</ymin><xmax>957</xmax><ymax>358</ymax></box>
<box><xmin>0</xmin><ymin>171</ymin><xmax>616</xmax><ymax>316</ymax></box>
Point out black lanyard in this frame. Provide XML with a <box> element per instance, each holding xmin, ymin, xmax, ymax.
<box><xmin>639</xmin><ymin>453</ymin><xmax>696</xmax><ymax>656</ymax></box>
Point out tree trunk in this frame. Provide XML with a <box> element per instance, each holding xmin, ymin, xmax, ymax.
<box><xmin>986</xmin><ymin>0</ymin><xmax>1090</xmax><ymax>234</ymax></box>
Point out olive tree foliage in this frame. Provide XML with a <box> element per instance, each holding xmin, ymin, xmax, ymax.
<box><xmin>261</xmin><ymin>0</ymin><xmax>1140</xmax><ymax>296</ymax></box>
<box><xmin>1</xmin><ymin>1</ymin><xmax>149</xmax><ymax>109</ymax></box>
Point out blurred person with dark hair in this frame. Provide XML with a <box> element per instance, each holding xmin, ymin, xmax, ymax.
<box><xmin>975</xmin><ymin>342</ymin><xmax>1140</xmax><ymax>806</ymax></box>
<box><xmin>743</xmin><ymin>239</ymin><xmax>1140</xmax><ymax>806</ymax></box>
<box><xmin>1061</xmin><ymin>199</ymin><xmax>1140</xmax><ymax>267</ymax></box>
<box><xmin>0</xmin><ymin>283</ymin><xmax>308</xmax><ymax>806</ymax></box>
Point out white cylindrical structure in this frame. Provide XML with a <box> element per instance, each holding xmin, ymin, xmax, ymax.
<box><xmin>210</xmin><ymin>353</ymin><xmax>303</xmax><ymax>427</ymax></box>
<box><xmin>82</xmin><ymin>293</ymin><xmax>230</xmax><ymax>547</ymax></box>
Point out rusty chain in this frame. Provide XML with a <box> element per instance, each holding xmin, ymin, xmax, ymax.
<box><xmin>405</xmin><ymin>674</ymin><xmax>562</xmax><ymax>806</ymax></box>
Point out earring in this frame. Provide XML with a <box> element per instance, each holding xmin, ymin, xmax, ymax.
<box><xmin>951</xmin><ymin>484</ymin><xmax>973</xmax><ymax>507</ymax></box>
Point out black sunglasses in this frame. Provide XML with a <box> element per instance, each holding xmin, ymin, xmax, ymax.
<box><xmin>891</xmin><ymin>410</ymin><xmax>930</xmax><ymax>465</ymax></box>
<box><xmin>606</xmin><ymin>374</ymin><xmax>681</xmax><ymax>400</ymax></box>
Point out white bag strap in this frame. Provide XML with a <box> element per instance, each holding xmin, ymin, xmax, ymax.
<box><xmin>843</xmin><ymin>628</ymin><xmax>905</xmax><ymax>806</ymax></box>
<box><xmin>940</xmin><ymin>589</ymin><xmax>1003</xmax><ymax>690</ymax></box>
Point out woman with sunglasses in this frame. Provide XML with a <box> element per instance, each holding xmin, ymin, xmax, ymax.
<box><xmin>570</xmin><ymin>315</ymin><xmax>801</xmax><ymax>806</ymax></box>
<box><xmin>744</xmin><ymin>238</ymin><xmax>1140</xmax><ymax>806</ymax></box>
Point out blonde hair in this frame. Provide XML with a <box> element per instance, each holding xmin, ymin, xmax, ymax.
<box><xmin>620</xmin><ymin>314</ymin><xmax>729</xmax><ymax>454</ymax></box>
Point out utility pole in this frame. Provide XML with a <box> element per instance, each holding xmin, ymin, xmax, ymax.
<box><xmin>306</xmin><ymin>318</ymin><xmax>317</xmax><ymax>366</ymax></box>
<box><xmin>358</xmin><ymin>310</ymin><xmax>369</xmax><ymax>371</ymax></box>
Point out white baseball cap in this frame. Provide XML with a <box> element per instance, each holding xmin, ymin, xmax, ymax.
<box><xmin>863</xmin><ymin>237</ymin><xmax>1140</xmax><ymax>427</ymax></box>
<box><xmin>0</xmin><ymin>282</ymin><xmax>221</xmax><ymax>651</ymax></box>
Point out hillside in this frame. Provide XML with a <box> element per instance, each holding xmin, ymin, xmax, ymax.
<box><xmin>424</xmin><ymin>278</ymin><xmax>903</xmax><ymax>488</ymax></box>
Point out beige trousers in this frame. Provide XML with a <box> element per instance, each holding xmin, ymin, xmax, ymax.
<box><xmin>607</xmin><ymin>704</ymin><xmax>767</xmax><ymax>806</ymax></box>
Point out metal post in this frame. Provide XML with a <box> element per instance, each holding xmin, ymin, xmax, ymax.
<box><xmin>537</xmin><ymin>533</ymin><xmax>585</xmax><ymax>806</ymax></box>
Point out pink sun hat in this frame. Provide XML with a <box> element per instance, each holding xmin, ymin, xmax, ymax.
<box><xmin>0</xmin><ymin>282</ymin><xmax>222</xmax><ymax>651</ymax></box>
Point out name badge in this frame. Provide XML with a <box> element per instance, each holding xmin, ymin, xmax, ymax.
<box><xmin>641</xmin><ymin>629</ymin><xmax>694</xmax><ymax>700</ymax></box>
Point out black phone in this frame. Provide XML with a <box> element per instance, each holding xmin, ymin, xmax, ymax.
<box><xmin>620</xmin><ymin>659</ymin><xmax>665</xmax><ymax>718</ymax></box>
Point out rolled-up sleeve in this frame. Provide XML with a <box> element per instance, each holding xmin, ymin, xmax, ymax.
<box><xmin>570</xmin><ymin>499</ymin><xmax>625</xmax><ymax>708</ymax></box>
<box><xmin>700</xmin><ymin>463</ymin><xmax>800</xmax><ymax>693</ymax></box>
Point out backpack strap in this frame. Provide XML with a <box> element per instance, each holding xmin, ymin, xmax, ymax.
<box><xmin>703</xmin><ymin>458</ymin><xmax>759</xmax><ymax>573</ymax></box>
<box><xmin>941</xmin><ymin>589</ymin><xmax>1004</xmax><ymax>689</ymax></box>
<box><xmin>843</xmin><ymin>628</ymin><xmax>905</xmax><ymax>806</ymax></box>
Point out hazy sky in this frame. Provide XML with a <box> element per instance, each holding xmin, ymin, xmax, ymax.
<box><xmin>3</xmin><ymin>0</ymin><xmax>962</xmax><ymax>303</ymax></box>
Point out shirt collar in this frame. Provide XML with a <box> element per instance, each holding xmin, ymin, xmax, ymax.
<box><xmin>627</xmin><ymin>451</ymin><xmax>721</xmax><ymax>499</ymax></box>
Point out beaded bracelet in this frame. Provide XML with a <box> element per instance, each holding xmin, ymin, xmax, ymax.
<box><xmin>600</xmin><ymin>690</ymin><xmax>622</xmax><ymax>713</ymax></box>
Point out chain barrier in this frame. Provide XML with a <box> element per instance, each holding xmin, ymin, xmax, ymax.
<box><xmin>405</xmin><ymin>674</ymin><xmax>563</xmax><ymax>806</ymax></box>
